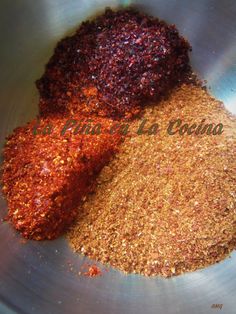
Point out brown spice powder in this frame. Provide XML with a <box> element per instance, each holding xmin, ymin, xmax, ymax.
<box><xmin>68</xmin><ymin>84</ymin><xmax>236</xmax><ymax>277</ymax></box>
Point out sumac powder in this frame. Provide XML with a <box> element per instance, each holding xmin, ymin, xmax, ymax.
<box><xmin>37</xmin><ymin>8</ymin><xmax>191</xmax><ymax>119</ymax></box>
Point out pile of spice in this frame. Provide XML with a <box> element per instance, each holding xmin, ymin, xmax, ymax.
<box><xmin>68</xmin><ymin>84</ymin><xmax>236</xmax><ymax>277</ymax></box>
<box><xmin>1</xmin><ymin>116</ymin><xmax>121</xmax><ymax>240</ymax></box>
<box><xmin>1</xmin><ymin>7</ymin><xmax>192</xmax><ymax>241</ymax></box>
<box><xmin>37</xmin><ymin>8</ymin><xmax>190</xmax><ymax>119</ymax></box>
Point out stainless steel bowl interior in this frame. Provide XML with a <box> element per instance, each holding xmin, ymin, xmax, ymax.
<box><xmin>0</xmin><ymin>1</ymin><xmax>236</xmax><ymax>314</ymax></box>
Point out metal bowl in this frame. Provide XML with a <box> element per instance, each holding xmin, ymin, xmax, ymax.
<box><xmin>0</xmin><ymin>1</ymin><xmax>235</xmax><ymax>313</ymax></box>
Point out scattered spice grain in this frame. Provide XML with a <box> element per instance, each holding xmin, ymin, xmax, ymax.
<box><xmin>68</xmin><ymin>84</ymin><xmax>236</xmax><ymax>277</ymax></box>
<box><xmin>84</xmin><ymin>264</ymin><xmax>102</xmax><ymax>277</ymax></box>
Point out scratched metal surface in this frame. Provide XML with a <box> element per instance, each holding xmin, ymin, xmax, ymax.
<box><xmin>0</xmin><ymin>1</ymin><xmax>236</xmax><ymax>313</ymax></box>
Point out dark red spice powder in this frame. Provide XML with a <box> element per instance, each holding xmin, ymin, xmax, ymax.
<box><xmin>37</xmin><ymin>8</ymin><xmax>191</xmax><ymax>119</ymax></box>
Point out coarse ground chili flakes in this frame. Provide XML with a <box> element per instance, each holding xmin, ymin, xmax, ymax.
<box><xmin>37</xmin><ymin>8</ymin><xmax>191</xmax><ymax>119</ymax></box>
<box><xmin>1</xmin><ymin>116</ymin><xmax>121</xmax><ymax>240</ymax></box>
<box><xmin>68</xmin><ymin>84</ymin><xmax>236</xmax><ymax>277</ymax></box>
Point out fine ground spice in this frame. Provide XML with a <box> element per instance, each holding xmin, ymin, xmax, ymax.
<box><xmin>68</xmin><ymin>84</ymin><xmax>236</xmax><ymax>277</ymax></box>
<box><xmin>1</xmin><ymin>116</ymin><xmax>121</xmax><ymax>240</ymax></box>
<box><xmin>37</xmin><ymin>8</ymin><xmax>190</xmax><ymax>119</ymax></box>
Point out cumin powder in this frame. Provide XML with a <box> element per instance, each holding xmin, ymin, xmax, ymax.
<box><xmin>68</xmin><ymin>84</ymin><xmax>236</xmax><ymax>277</ymax></box>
